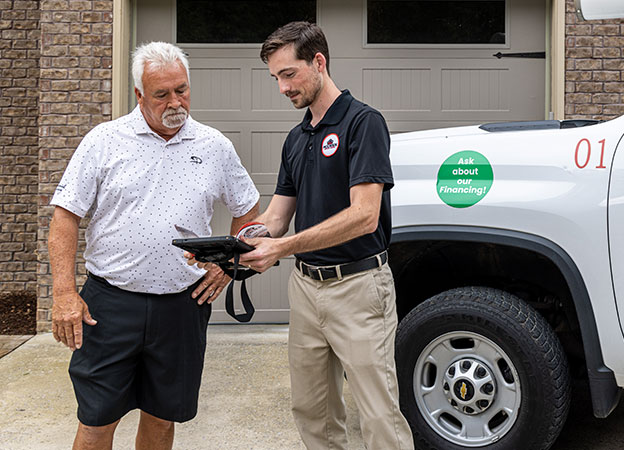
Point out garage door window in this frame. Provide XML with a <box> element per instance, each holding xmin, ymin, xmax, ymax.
<box><xmin>367</xmin><ymin>0</ymin><xmax>506</xmax><ymax>45</ymax></box>
<box><xmin>176</xmin><ymin>0</ymin><xmax>317</xmax><ymax>44</ymax></box>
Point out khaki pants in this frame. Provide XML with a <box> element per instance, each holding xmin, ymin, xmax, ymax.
<box><xmin>288</xmin><ymin>263</ymin><xmax>414</xmax><ymax>450</ymax></box>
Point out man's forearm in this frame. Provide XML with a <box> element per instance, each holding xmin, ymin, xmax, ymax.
<box><xmin>253</xmin><ymin>195</ymin><xmax>297</xmax><ymax>238</ymax></box>
<box><xmin>254</xmin><ymin>211</ymin><xmax>289</xmax><ymax>238</ymax></box>
<box><xmin>275</xmin><ymin>182</ymin><xmax>382</xmax><ymax>258</ymax></box>
<box><xmin>238</xmin><ymin>184</ymin><xmax>382</xmax><ymax>272</ymax></box>
<box><xmin>48</xmin><ymin>207</ymin><xmax>81</xmax><ymax>294</ymax></box>
<box><xmin>278</xmin><ymin>202</ymin><xmax>377</xmax><ymax>257</ymax></box>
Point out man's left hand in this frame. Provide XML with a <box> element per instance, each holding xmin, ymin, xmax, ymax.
<box><xmin>192</xmin><ymin>262</ymin><xmax>231</xmax><ymax>304</ymax></box>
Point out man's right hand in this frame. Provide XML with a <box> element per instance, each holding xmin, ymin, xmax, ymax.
<box><xmin>52</xmin><ymin>291</ymin><xmax>97</xmax><ymax>351</ymax></box>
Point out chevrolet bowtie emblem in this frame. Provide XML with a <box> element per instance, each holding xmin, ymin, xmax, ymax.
<box><xmin>460</xmin><ymin>382</ymin><xmax>468</xmax><ymax>400</ymax></box>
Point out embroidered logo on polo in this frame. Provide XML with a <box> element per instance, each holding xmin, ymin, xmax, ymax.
<box><xmin>321</xmin><ymin>133</ymin><xmax>340</xmax><ymax>157</ymax></box>
<box><xmin>190</xmin><ymin>156</ymin><xmax>203</xmax><ymax>164</ymax></box>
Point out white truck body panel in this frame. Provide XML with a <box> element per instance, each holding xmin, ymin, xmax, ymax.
<box><xmin>575</xmin><ymin>0</ymin><xmax>624</xmax><ymax>20</ymax></box>
<box><xmin>390</xmin><ymin>115</ymin><xmax>624</xmax><ymax>384</ymax></box>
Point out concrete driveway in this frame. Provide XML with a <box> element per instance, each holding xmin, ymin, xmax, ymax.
<box><xmin>0</xmin><ymin>325</ymin><xmax>364</xmax><ymax>450</ymax></box>
<box><xmin>0</xmin><ymin>325</ymin><xmax>623</xmax><ymax>449</ymax></box>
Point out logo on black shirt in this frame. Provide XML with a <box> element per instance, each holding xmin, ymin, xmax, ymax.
<box><xmin>190</xmin><ymin>156</ymin><xmax>203</xmax><ymax>164</ymax></box>
<box><xmin>321</xmin><ymin>133</ymin><xmax>340</xmax><ymax>157</ymax></box>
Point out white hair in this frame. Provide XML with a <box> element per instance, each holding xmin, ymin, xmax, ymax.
<box><xmin>132</xmin><ymin>42</ymin><xmax>190</xmax><ymax>94</ymax></box>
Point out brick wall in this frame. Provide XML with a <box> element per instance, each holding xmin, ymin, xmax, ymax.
<box><xmin>565</xmin><ymin>0</ymin><xmax>624</xmax><ymax>119</ymax></box>
<box><xmin>37</xmin><ymin>0</ymin><xmax>112</xmax><ymax>331</ymax></box>
<box><xmin>0</xmin><ymin>1</ymin><xmax>40</xmax><ymax>294</ymax></box>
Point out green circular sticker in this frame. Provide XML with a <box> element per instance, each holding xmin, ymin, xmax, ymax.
<box><xmin>437</xmin><ymin>151</ymin><xmax>493</xmax><ymax>208</ymax></box>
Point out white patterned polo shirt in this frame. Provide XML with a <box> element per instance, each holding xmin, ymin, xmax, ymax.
<box><xmin>51</xmin><ymin>106</ymin><xmax>259</xmax><ymax>294</ymax></box>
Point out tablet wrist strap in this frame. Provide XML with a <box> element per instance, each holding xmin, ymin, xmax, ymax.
<box><xmin>222</xmin><ymin>252</ymin><xmax>256</xmax><ymax>323</ymax></box>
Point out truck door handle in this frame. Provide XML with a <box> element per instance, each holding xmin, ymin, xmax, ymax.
<box><xmin>493</xmin><ymin>52</ymin><xmax>546</xmax><ymax>59</ymax></box>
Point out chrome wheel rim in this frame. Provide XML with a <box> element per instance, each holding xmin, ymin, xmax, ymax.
<box><xmin>414</xmin><ymin>331</ymin><xmax>521</xmax><ymax>447</ymax></box>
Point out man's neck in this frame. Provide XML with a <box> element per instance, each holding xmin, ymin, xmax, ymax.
<box><xmin>309</xmin><ymin>79</ymin><xmax>342</xmax><ymax>127</ymax></box>
<box><xmin>157</xmin><ymin>127</ymin><xmax>181</xmax><ymax>142</ymax></box>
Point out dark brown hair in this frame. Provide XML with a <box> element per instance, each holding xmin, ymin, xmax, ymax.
<box><xmin>260</xmin><ymin>21</ymin><xmax>330</xmax><ymax>75</ymax></box>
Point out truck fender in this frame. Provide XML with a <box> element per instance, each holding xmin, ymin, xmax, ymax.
<box><xmin>391</xmin><ymin>224</ymin><xmax>621</xmax><ymax>417</ymax></box>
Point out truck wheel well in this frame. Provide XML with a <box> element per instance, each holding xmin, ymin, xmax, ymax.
<box><xmin>389</xmin><ymin>240</ymin><xmax>586</xmax><ymax>376</ymax></box>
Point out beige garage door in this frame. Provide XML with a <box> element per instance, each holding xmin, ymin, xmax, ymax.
<box><xmin>135</xmin><ymin>0</ymin><xmax>546</xmax><ymax>323</ymax></box>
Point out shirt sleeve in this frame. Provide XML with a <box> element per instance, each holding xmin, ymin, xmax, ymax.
<box><xmin>348</xmin><ymin>111</ymin><xmax>394</xmax><ymax>191</ymax></box>
<box><xmin>49</xmin><ymin>132</ymin><xmax>101</xmax><ymax>218</ymax></box>
<box><xmin>219</xmin><ymin>138</ymin><xmax>260</xmax><ymax>218</ymax></box>
<box><xmin>274</xmin><ymin>135</ymin><xmax>297</xmax><ymax>197</ymax></box>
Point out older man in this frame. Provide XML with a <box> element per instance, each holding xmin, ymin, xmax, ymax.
<box><xmin>48</xmin><ymin>42</ymin><xmax>259</xmax><ymax>450</ymax></box>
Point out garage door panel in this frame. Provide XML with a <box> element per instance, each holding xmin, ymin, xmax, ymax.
<box><xmin>190</xmin><ymin>68</ymin><xmax>243</xmax><ymax>110</ymax></box>
<box><xmin>190</xmin><ymin>60</ymin><xmax>294</xmax><ymax>112</ymax></box>
<box><xmin>441</xmin><ymin>68</ymin><xmax>510</xmax><ymax>111</ymax></box>
<box><xmin>251</xmin><ymin>131</ymin><xmax>289</xmax><ymax>174</ymax></box>
<box><xmin>333</xmin><ymin>57</ymin><xmax>543</xmax><ymax>121</ymax></box>
<box><xmin>220</xmin><ymin>131</ymin><xmax>241</xmax><ymax>152</ymax></box>
<box><xmin>209</xmin><ymin>258</ymin><xmax>293</xmax><ymax>324</ymax></box>
<box><xmin>196</xmin><ymin>122</ymin><xmax>300</xmax><ymax>180</ymax></box>
<box><xmin>207</xmin><ymin>237</ymin><xmax>293</xmax><ymax>324</ymax></box>
<box><xmin>362</xmin><ymin>68</ymin><xmax>432</xmax><ymax>111</ymax></box>
<box><xmin>191</xmin><ymin>110</ymin><xmax>303</xmax><ymax>122</ymax></box>
<box><xmin>138</xmin><ymin>0</ymin><xmax>546</xmax><ymax>324</ymax></box>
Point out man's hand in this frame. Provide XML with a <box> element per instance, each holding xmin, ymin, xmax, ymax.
<box><xmin>52</xmin><ymin>291</ymin><xmax>96</xmax><ymax>351</ymax></box>
<box><xmin>238</xmin><ymin>237</ymin><xmax>286</xmax><ymax>273</ymax></box>
<box><xmin>190</xmin><ymin>262</ymin><xmax>231</xmax><ymax>304</ymax></box>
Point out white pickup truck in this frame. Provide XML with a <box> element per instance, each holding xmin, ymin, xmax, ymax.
<box><xmin>388</xmin><ymin>115</ymin><xmax>624</xmax><ymax>449</ymax></box>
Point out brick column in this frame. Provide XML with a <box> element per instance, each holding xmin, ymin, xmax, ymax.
<box><xmin>0</xmin><ymin>1</ymin><xmax>40</xmax><ymax>296</ymax></box>
<box><xmin>37</xmin><ymin>0</ymin><xmax>112</xmax><ymax>331</ymax></box>
<box><xmin>565</xmin><ymin>0</ymin><xmax>624</xmax><ymax>119</ymax></box>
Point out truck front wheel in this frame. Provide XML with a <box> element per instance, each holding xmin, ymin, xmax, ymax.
<box><xmin>395</xmin><ymin>286</ymin><xmax>570</xmax><ymax>450</ymax></box>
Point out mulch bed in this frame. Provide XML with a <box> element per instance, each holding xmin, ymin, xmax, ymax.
<box><xmin>0</xmin><ymin>291</ymin><xmax>37</xmax><ymax>335</ymax></box>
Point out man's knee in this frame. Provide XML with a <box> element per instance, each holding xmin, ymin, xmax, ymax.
<box><xmin>137</xmin><ymin>411</ymin><xmax>175</xmax><ymax>450</ymax></box>
<box><xmin>74</xmin><ymin>420</ymin><xmax>119</xmax><ymax>449</ymax></box>
<box><xmin>139</xmin><ymin>411</ymin><xmax>174</xmax><ymax>433</ymax></box>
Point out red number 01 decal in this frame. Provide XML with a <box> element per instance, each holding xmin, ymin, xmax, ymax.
<box><xmin>575</xmin><ymin>138</ymin><xmax>607</xmax><ymax>169</ymax></box>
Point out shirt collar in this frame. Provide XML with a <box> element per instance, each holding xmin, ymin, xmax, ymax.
<box><xmin>301</xmin><ymin>90</ymin><xmax>354</xmax><ymax>131</ymax></box>
<box><xmin>130</xmin><ymin>105</ymin><xmax>196</xmax><ymax>143</ymax></box>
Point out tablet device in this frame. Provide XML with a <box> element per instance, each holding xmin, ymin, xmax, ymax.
<box><xmin>172</xmin><ymin>236</ymin><xmax>255</xmax><ymax>263</ymax></box>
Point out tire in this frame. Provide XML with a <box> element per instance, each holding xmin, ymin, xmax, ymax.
<box><xmin>396</xmin><ymin>286</ymin><xmax>570</xmax><ymax>450</ymax></box>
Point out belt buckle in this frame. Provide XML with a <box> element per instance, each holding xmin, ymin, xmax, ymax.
<box><xmin>300</xmin><ymin>261</ymin><xmax>321</xmax><ymax>281</ymax></box>
<box><xmin>306</xmin><ymin>263</ymin><xmax>327</xmax><ymax>281</ymax></box>
<box><xmin>317</xmin><ymin>265</ymin><xmax>340</xmax><ymax>281</ymax></box>
<box><xmin>300</xmin><ymin>261</ymin><xmax>341</xmax><ymax>282</ymax></box>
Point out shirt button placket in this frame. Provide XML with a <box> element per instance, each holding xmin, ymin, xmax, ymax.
<box><xmin>308</xmin><ymin>133</ymin><xmax>314</xmax><ymax>162</ymax></box>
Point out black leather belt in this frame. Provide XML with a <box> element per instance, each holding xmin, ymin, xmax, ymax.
<box><xmin>295</xmin><ymin>251</ymin><xmax>387</xmax><ymax>281</ymax></box>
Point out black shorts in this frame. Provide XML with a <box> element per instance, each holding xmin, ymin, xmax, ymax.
<box><xmin>69</xmin><ymin>275</ymin><xmax>211</xmax><ymax>426</ymax></box>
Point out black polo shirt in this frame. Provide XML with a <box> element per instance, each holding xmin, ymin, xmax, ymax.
<box><xmin>275</xmin><ymin>90</ymin><xmax>393</xmax><ymax>266</ymax></box>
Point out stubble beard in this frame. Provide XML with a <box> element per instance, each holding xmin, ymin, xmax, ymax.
<box><xmin>290</xmin><ymin>74</ymin><xmax>323</xmax><ymax>109</ymax></box>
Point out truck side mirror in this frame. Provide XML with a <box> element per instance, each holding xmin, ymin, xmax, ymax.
<box><xmin>575</xmin><ymin>0</ymin><xmax>624</xmax><ymax>21</ymax></box>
